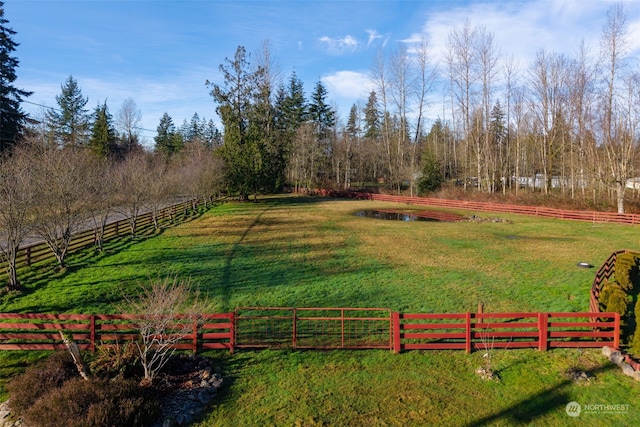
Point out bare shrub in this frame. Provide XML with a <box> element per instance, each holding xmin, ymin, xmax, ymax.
<box><xmin>6</xmin><ymin>351</ymin><xmax>78</xmax><ymax>414</ymax></box>
<box><xmin>122</xmin><ymin>277</ymin><xmax>207</xmax><ymax>385</ymax></box>
<box><xmin>89</xmin><ymin>340</ymin><xmax>141</xmax><ymax>381</ymax></box>
<box><xmin>22</xmin><ymin>377</ymin><xmax>159</xmax><ymax>427</ymax></box>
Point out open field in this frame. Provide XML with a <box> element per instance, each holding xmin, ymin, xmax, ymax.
<box><xmin>1</xmin><ymin>195</ymin><xmax>639</xmax><ymax>425</ymax></box>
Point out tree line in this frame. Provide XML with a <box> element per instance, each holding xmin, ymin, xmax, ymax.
<box><xmin>3</xmin><ymin>2</ymin><xmax>638</xmax><ymax>214</ymax></box>
<box><xmin>0</xmin><ymin>142</ymin><xmax>224</xmax><ymax>292</ymax></box>
<box><xmin>204</xmin><ymin>3</ymin><xmax>640</xmax><ymax>213</ymax></box>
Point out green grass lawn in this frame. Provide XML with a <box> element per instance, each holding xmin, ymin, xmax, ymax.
<box><xmin>1</xmin><ymin>195</ymin><xmax>639</xmax><ymax>426</ymax></box>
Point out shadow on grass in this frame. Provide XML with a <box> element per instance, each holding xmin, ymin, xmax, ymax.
<box><xmin>4</xmin><ymin>205</ymin><xmax>216</xmax><ymax>311</ymax></box>
<box><xmin>464</xmin><ymin>363</ymin><xmax>617</xmax><ymax>426</ymax></box>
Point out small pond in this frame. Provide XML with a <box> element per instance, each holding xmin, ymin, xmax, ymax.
<box><xmin>355</xmin><ymin>209</ymin><xmax>463</xmax><ymax>222</ymax></box>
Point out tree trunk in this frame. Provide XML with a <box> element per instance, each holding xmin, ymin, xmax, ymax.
<box><xmin>617</xmin><ymin>181</ymin><xmax>625</xmax><ymax>214</ymax></box>
<box><xmin>5</xmin><ymin>246</ymin><xmax>20</xmax><ymax>291</ymax></box>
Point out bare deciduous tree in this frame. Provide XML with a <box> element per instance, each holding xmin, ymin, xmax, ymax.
<box><xmin>599</xmin><ymin>3</ymin><xmax>634</xmax><ymax>213</ymax></box>
<box><xmin>0</xmin><ymin>145</ymin><xmax>36</xmax><ymax>290</ymax></box>
<box><xmin>174</xmin><ymin>143</ymin><xmax>225</xmax><ymax>208</ymax></box>
<box><xmin>114</xmin><ymin>152</ymin><xmax>151</xmax><ymax>236</ymax></box>
<box><xmin>115</xmin><ymin>98</ymin><xmax>143</xmax><ymax>155</ymax></box>
<box><xmin>87</xmin><ymin>158</ymin><xmax>117</xmax><ymax>251</ymax></box>
<box><xmin>122</xmin><ymin>277</ymin><xmax>207</xmax><ymax>385</ymax></box>
<box><xmin>31</xmin><ymin>145</ymin><xmax>93</xmax><ymax>269</ymax></box>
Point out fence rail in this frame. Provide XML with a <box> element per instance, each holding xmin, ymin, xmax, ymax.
<box><xmin>393</xmin><ymin>311</ymin><xmax>618</xmax><ymax>353</ymax></box>
<box><xmin>0</xmin><ymin>312</ymin><xmax>234</xmax><ymax>353</ymax></box>
<box><xmin>0</xmin><ymin>309</ymin><xmax>618</xmax><ymax>354</ymax></box>
<box><xmin>339</xmin><ymin>192</ymin><xmax>640</xmax><ymax>225</ymax></box>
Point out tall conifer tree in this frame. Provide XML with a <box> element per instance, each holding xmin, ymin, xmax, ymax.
<box><xmin>47</xmin><ymin>75</ymin><xmax>89</xmax><ymax>147</ymax></box>
<box><xmin>0</xmin><ymin>2</ymin><xmax>31</xmax><ymax>152</ymax></box>
<box><xmin>89</xmin><ymin>101</ymin><xmax>117</xmax><ymax>158</ymax></box>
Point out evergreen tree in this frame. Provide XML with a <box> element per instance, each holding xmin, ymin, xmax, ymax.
<box><xmin>203</xmin><ymin>119</ymin><xmax>222</xmax><ymax>147</ymax></box>
<box><xmin>179</xmin><ymin>112</ymin><xmax>202</xmax><ymax>144</ymax></box>
<box><xmin>154</xmin><ymin>112</ymin><xmax>183</xmax><ymax>157</ymax></box>
<box><xmin>274</xmin><ymin>72</ymin><xmax>306</xmax><ymax>185</ymax></box>
<box><xmin>418</xmin><ymin>148</ymin><xmax>444</xmax><ymax>194</ymax></box>
<box><xmin>363</xmin><ymin>91</ymin><xmax>380</xmax><ymax>140</ymax></box>
<box><xmin>346</xmin><ymin>104</ymin><xmax>360</xmax><ymax>138</ymax></box>
<box><xmin>209</xmin><ymin>45</ymin><xmax>282</xmax><ymax>200</ymax></box>
<box><xmin>308</xmin><ymin>80</ymin><xmax>335</xmax><ymax>139</ymax></box>
<box><xmin>46</xmin><ymin>75</ymin><xmax>89</xmax><ymax>147</ymax></box>
<box><xmin>89</xmin><ymin>101</ymin><xmax>117</xmax><ymax>158</ymax></box>
<box><xmin>0</xmin><ymin>2</ymin><xmax>32</xmax><ymax>152</ymax></box>
<box><xmin>279</xmin><ymin>71</ymin><xmax>307</xmax><ymax>131</ymax></box>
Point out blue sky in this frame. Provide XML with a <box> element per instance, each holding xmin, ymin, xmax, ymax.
<box><xmin>5</xmin><ymin>0</ymin><xmax>640</xmax><ymax>145</ymax></box>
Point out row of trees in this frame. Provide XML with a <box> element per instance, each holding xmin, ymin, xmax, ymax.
<box><xmin>204</xmin><ymin>4</ymin><xmax>639</xmax><ymax>212</ymax></box>
<box><xmin>3</xmin><ymin>1</ymin><xmax>640</xmax><ymax>214</ymax></box>
<box><xmin>439</xmin><ymin>3</ymin><xmax>639</xmax><ymax>213</ymax></box>
<box><xmin>0</xmin><ymin>142</ymin><xmax>224</xmax><ymax>291</ymax></box>
<box><xmin>26</xmin><ymin>75</ymin><xmax>222</xmax><ymax>160</ymax></box>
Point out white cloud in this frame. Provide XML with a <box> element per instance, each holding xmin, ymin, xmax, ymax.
<box><xmin>419</xmin><ymin>0</ymin><xmax>616</xmax><ymax>69</ymax></box>
<box><xmin>319</xmin><ymin>35</ymin><xmax>359</xmax><ymax>54</ymax></box>
<box><xmin>322</xmin><ymin>70</ymin><xmax>374</xmax><ymax>101</ymax></box>
<box><xmin>366</xmin><ymin>29</ymin><xmax>383</xmax><ymax>47</ymax></box>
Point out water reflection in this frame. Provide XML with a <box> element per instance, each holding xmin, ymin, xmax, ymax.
<box><xmin>355</xmin><ymin>210</ymin><xmax>439</xmax><ymax>222</ymax></box>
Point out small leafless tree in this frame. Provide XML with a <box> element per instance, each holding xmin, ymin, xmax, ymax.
<box><xmin>87</xmin><ymin>158</ymin><xmax>117</xmax><ymax>251</ymax></box>
<box><xmin>114</xmin><ymin>151</ymin><xmax>151</xmax><ymax>236</ymax></box>
<box><xmin>31</xmin><ymin>145</ymin><xmax>94</xmax><ymax>269</ymax></box>
<box><xmin>0</xmin><ymin>146</ymin><xmax>37</xmax><ymax>291</ymax></box>
<box><xmin>146</xmin><ymin>155</ymin><xmax>170</xmax><ymax>230</ymax></box>
<box><xmin>122</xmin><ymin>277</ymin><xmax>207</xmax><ymax>385</ymax></box>
<box><xmin>173</xmin><ymin>143</ymin><xmax>225</xmax><ymax>208</ymax></box>
<box><xmin>115</xmin><ymin>97</ymin><xmax>143</xmax><ymax>155</ymax></box>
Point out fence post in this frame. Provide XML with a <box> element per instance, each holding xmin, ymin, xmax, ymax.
<box><xmin>229</xmin><ymin>312</ymin><xmax>235</xmax><ymax>354</ymax></box>
<box><xmin>614</xmin><ymin>312</ymin><xmax>620</xmax><ymax>349</ymax></box>
<box><xmin>192</xmin><ymin>319</ymin><xmax>198</xmax><ymax>355</ymax></box>
<box><xmin>392</xmin><ymin>312</ymin><xmax>401</xmax><ymax>353</ymax></box>
<box><xmin>340</xmin><ymin>309</ymin><xmax>345</xmax><ymax>349</ymax></box>
<box><xmin>465</xmin><ymin>312</ymin><xmax>472</xmax><ymax>353</ymax></box>
<box><xmin>292</xmin><ymin>308</ymin><xmax>297</xmax><ymax>350</ymax></box>
<box><xmin>90</xmin><ymin>315</ymin><xmax>96</xmax><ymax>353</ymax></box>
<box><xmin>538</xmin><ymin>312</ymin><xmax>548</xmax><ymax>351</ymax></box>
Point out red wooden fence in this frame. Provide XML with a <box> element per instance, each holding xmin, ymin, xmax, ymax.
<box><xmin>337</xmin><ymin>191</ymin><xmax>640</xmax><ymax>225</ymax></box>
<box><xmin>393</xmin><ymin>311</ymin><xmax>619</xmax><ymax>353</ymax></box>
<box><xmin>0</xmin><ymin>309</ymin><xmax>618</xmax><ymax>354</ymax></box>
<box><xmin>0</xmin><ymin>313</ymin><xmax>234</xmax><ymax>353</ymax></box>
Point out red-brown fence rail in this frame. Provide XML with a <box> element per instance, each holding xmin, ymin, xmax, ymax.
<box><xmin>0</xmin><ymin>309</ymin><xmax>618</xmax><ymax>354</ymax></box>
<box><xmin>339</xmin><ymin>192</ymin><xmax>640</xmax><ymax>225</ymax></box>
<box><xmin>393</xmin><ymin>311</ymin><xmax>619</xmax><ymax>353</ymax></box>
<box><xmin>0</xmin><ymin>198</ymin><xmax>204</xmax><ymax>278</ymax></box>
<box><xmin>0</xmin><ymin>313</ymin><xmax>234</xmax><ymax>353</ymax></box>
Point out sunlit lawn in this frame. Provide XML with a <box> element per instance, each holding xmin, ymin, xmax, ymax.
<box><xmin>1</xmin><ymin>195</ymin><xmax>639</xmax><ymax>425</ymax></box>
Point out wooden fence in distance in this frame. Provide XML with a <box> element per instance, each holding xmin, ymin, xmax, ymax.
<box><xmin>0</xmin><ymin>310</ymin><xmax>618</xmax><ymax>354</ymax></box>
<box><xmin>339</xmin><ymin>191</ymin><xmax>640</xmax><ymax>225</ymax></box>
<box><xmin>0</xmin><ymin>198</ymin><xmax>203</xmax><ymax>278</ymax></box>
